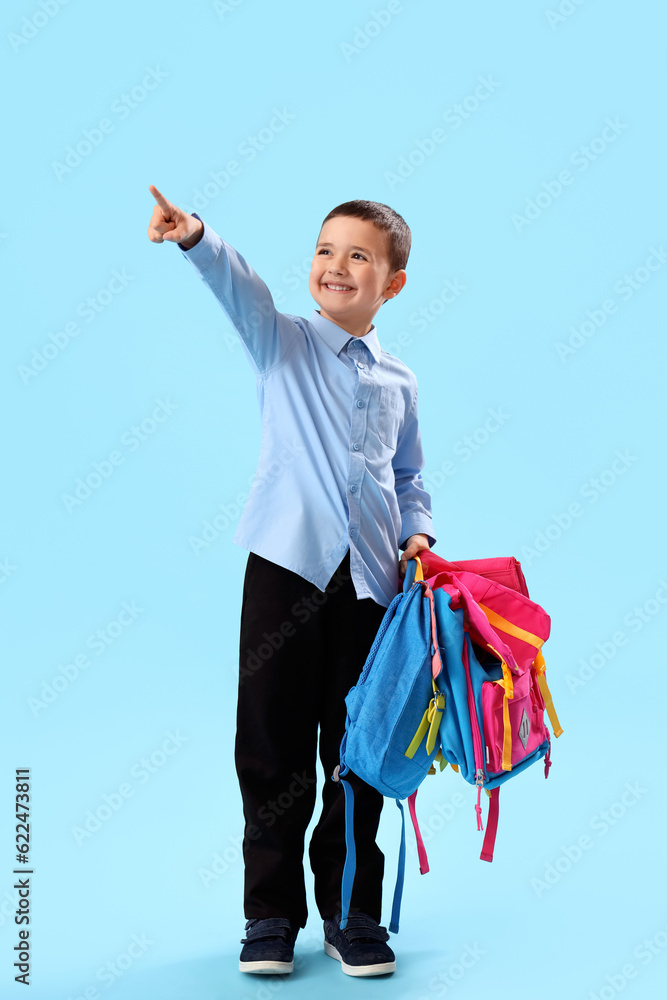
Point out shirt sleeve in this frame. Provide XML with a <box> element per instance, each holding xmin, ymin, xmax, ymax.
<box><xmin>392</xmin><ymin>385</ymin><xmax>436</xmax><ymax>551</ymax></box>
<box><xmin>178</xmin><ymin>213</ymin><xmax>299</xmax><ymax>375</ymax></box>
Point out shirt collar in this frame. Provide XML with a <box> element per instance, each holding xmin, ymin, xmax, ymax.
<box><xmin>309</xmin><ymin>309</ymin><xmax>382</xmax><ymax>365</ymax></box>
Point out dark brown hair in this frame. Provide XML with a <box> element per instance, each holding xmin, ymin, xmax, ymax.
<box><xmin>318</xmin><ymin>199</ymin><xmax>411</xmax><ymax>279</ymax></box>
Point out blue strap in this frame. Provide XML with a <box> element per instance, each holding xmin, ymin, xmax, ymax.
<box><xmin>339</xmin><ymin>778</ymin><xmax>356</xmax><ymax>931</ymax></box>
<box><xmin>389</xmin><ymin>799</ymin><xmax>406</xmax><ymax>934</ymax></box>
<box><xmin>403</xmin><ymin>557</ymin><xmax>418</xmax><ymax>592</ymax></box>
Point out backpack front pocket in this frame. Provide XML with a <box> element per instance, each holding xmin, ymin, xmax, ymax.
<box><xmin>483</xmin><ymin>669</ymin><xmax>547</xmax><ymax>773</ymax></box>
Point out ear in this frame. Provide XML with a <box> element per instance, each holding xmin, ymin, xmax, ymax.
<box><xmin>384</xmin><ymin>269</ymin><xmax>407</xmax><ymax>301</ymax></box>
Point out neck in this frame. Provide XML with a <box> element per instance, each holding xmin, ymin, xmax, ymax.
<box><xmin>318</xmin><ymin>310</ymin><xmax>374</xmax><ymax>338</ymax></box>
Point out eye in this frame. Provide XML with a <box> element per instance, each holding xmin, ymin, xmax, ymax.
<box><xmin>316</xmin><ymin>249</ymin><xmax>367</xmax><ymax>260</ymax></box>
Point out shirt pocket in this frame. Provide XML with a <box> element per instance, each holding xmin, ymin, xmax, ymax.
<box><xmin>376</xmin><ymin>386</ymin><xmax>402</xmax><ymax>450</ymax></box>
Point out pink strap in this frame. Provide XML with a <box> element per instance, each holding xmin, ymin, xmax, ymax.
<box><xmin>544</xmin><ymin>727</ymin><xmax>552</xmax><ymax>778</ymax></box>
<box><xmin>407</xmin><ymin>789</ymin><xmax>430</xmax><ymax>874</ymax></box>
<box><xmin>420</xmin><ymin>582</ymin><xmax>443</xmax><ymax>679</ymax></box>
<box><xmin>479</xmin><ymin>787</ymin><xmax>500</xmax><ymax>862</ymax></box>
<box><xmin>427</xmin><ymin>572</ymin><xmax>518</xmax><ymax>671</ymax></box>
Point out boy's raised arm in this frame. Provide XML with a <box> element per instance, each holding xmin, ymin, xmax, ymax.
<box><xmin>147</xmin><ymin>185</ymin><xmax>298</xmax><ymax>375</ymax></box>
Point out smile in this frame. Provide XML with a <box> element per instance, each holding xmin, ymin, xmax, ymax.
<box><xmin>323</xmin><ymin>283</ymin><xmax>354</xmax><ymax>293</ymax></box>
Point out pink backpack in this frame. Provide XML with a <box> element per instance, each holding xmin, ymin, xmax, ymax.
<box><xmin>414</xmin><ymin>551</ymin><xmax>563</xmax><ymax>861</ymax></box>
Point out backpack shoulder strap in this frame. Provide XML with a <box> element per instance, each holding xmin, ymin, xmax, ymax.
<box><xmin>339</xmin><ymin>776</ymin><xmax>356</xmax><ymax>931</ymax></box>
<box><xmin>534</xmin><ymin>651</ymin><xmax>563</xmax><ymax>737</ymax></box>
<box><xmin>407</xmin><ymin>789</ymin><xmax>430</xmax><ymax>874</ymax></box>
<box><xmin>388</xmin><ymin>799</ymin><xmax>406</xmax><ymax>934</ymax></box>
<box><xmin>340</xmin><ymin>777</ymin><xmax>409</xmax><ymax>934</ymax></box>
<box><xmin>480</xmin><ymin>786</ymin><xmax>500</xmax><ymax>862</ymax></box>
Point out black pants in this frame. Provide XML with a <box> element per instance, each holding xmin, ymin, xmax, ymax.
<box><xmin>235</xmin><ymin>547</ymin><xmax>388</xmax><ymax>929</ymax></box>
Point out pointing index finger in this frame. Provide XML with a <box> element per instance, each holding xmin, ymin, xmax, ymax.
<box><xmin>149</xmin><ymin>184</ymin><xmax>174</xmax><ymax>220</ymax></box>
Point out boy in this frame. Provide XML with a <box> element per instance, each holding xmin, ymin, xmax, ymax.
<box><xmin>147</xmin><ymin>186</ymin><xmax>436</xmax><ymax>977</ymax></box>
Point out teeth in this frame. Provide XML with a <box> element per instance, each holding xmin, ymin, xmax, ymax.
<box><xmin>325</xmin><ymin>283</ymin><xmax>352</xmax><ymax>291</ymax></box>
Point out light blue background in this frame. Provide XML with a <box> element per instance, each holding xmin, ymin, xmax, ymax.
<box><xmin>3</xmin><ymin>1</ymin><xmax>666</xmax><ymax>997</ymax></box>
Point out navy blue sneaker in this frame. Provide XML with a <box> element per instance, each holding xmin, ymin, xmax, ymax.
<box><xmin>323</xmin><ymin>912</ymin><xmax>396</xmax><ymax>977</ymax></box>
<box><xmin>239</xmin><ymin>917</ymin><xmax>298</xmax><ymax>974</ymax></box>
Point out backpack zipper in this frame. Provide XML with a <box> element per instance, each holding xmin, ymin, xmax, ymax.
<box><xmin>462</xmin><ymin>637</ymin><xmax>486</xmax><ymax>830</ymax></box>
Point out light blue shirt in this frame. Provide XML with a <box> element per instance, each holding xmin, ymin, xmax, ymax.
<box><xmin>179</xmin><ymin>213</ymin><xmax>435</xmax><ymax>608</ymax></box>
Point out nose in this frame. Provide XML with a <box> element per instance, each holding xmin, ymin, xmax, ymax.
<box><xmin>327</xmin><ymin>256</ymin><xmax>347</xmax><ymax>276</ymax></box>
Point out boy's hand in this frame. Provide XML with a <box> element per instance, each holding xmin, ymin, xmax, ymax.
<box><xmin>398</xmin><ymin>534</ymin><xmax>431</xmax><ymax>579</ymax></box>
<box><xmin>147</xmin><ymin>185</ymin><xmax>204</xmax><ymax>249</ymax></box>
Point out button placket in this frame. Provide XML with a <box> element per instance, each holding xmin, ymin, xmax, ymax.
<box><xmin>347</xmin><ymin>347</ymin><xmax>371</xmax><ymax>520</ymax></box>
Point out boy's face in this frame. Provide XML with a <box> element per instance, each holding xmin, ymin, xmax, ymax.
<box><xmin>308</xmin><ymin>216</ymin><xmax>406</xmax><ymax>336</ymax></box>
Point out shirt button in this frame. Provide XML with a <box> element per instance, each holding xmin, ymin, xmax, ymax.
<box><xmin>352</xmin><ymin>443</ymin><xmax>360</xmax><ymax>451</ymax></box>
<box><xmin>357</xmin><ymin>362</ymin><xmax>366</xmax><ymax>369</ymax></box>
<box><xmin>349</xmin><ymin>484</ymin><xmax>357</xmax><ymax>493</ymax></box>
<box><xmin>356</xmin><ymin>399</ymin><xmax>365</xmax><ymax>408</ymax></box>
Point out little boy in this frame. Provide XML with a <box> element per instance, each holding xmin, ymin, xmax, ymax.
<box><xmin>147</xmin><ymin>186</ymin><xmax>436</xmax><ymax>977</ymax></box>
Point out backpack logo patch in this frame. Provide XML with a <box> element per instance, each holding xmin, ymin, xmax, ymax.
<box><xmin>518</xmin><ymin>709</ymin><xmax>531</xmax><ymax>750</ymax></box>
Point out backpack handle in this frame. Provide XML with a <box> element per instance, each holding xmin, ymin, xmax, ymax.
<box><xmin>402</xmin><ymin>557</ymin><xmax>443</xmax><ymax>681</ymax></box>
<box><xmin>402</xmin><ymin>555</ymin><xmax>424</xmax><ymax>593</ymax></box>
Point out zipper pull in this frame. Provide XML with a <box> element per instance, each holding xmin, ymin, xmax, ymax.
<box><xmin>544</xmin><ymin>727</ymin><xmax>552</xmax><ymax>779</ymax></box>
<box><xmin>426</xmin><ymin>692</ymin><xmax>445</xmax><ymax>754</ymax></box>
<box><xmin>474</xmin><ymin>769</ymin><xmax>485</xmax><ymax>831</ymax></box>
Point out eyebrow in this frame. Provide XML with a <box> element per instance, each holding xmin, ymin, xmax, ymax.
<box><xmin>316</xmin><ymin>241</ymin><xmax>374</xmax><ymax>256</ymax></box>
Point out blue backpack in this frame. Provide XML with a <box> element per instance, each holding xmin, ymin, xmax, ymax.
<box><xmin>334</xmin><ymin>557</ymin><xmax>442</xmax><ymax>933</ymax></box>
<box><xmin>335</xmin><ymin>554</ymin><xmax>560</xmax><ymax>935</ymax></box>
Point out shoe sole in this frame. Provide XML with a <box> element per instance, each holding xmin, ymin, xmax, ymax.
<box><xmin>239</xmin><ymin>959</ymin><xmax>294</xmax><ymax>975</ymax></box>
<box><xmin>324</xmin><ymin>940</ymin><xmax>395</xmax><ymax>977</ymax></box>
